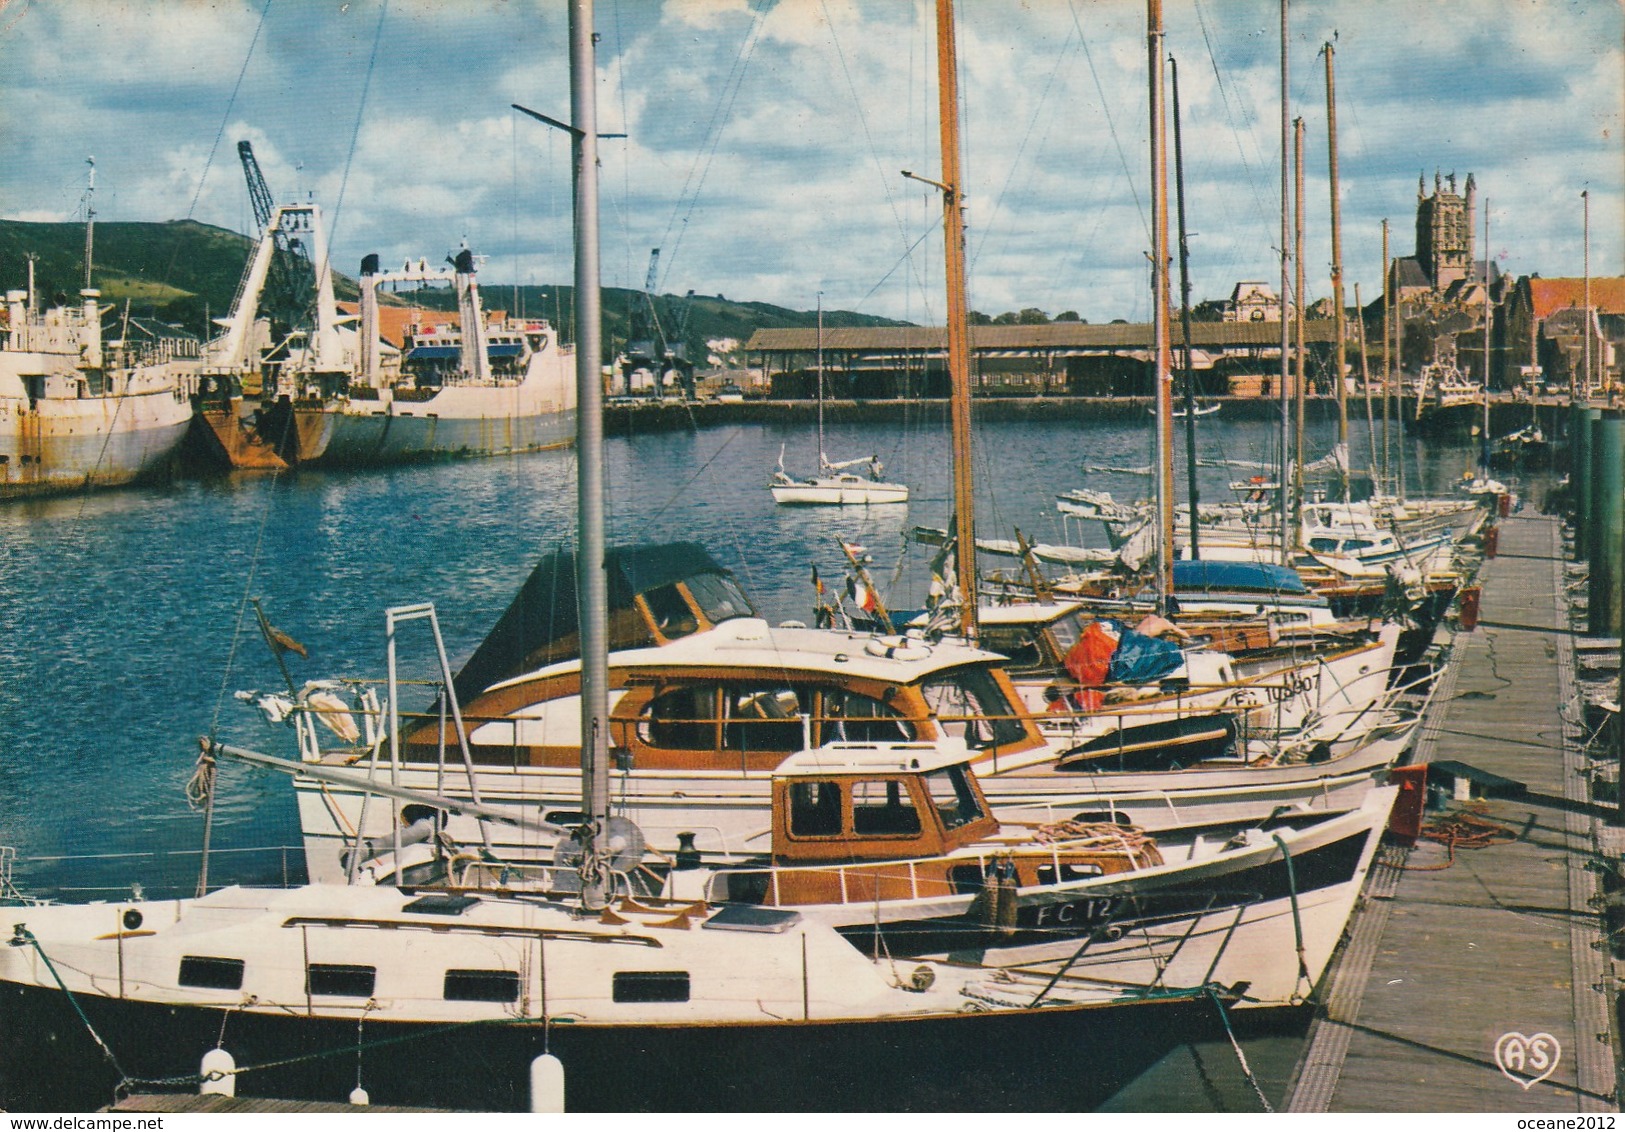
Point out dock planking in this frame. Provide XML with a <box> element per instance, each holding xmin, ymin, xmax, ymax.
<box><xmin>1288</xmin><ymin>512</ymin><xmax>1621</xmax><ymax>1113</ymax></box>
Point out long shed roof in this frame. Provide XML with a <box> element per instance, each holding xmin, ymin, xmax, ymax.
<box><xmin>745</xmin><ymin>320</ymin><xmax>1336</xmax><ymax>352</ymax></box>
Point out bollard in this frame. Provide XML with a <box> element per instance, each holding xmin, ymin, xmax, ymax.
<box><xmin>1484</xmin><ymin>526</ymin><xmax>1500</xmax><ymax>559</ymax></box>
<box><xmin>1459</xmin><ymin>585</ymin><xmax>1482</xmax><ymax>631</ymax></box>
<box><xmin>1589</xmin><ymin>410</ymin><xmax>1625</xmax><ymax>636</ymax></box>
<box><xmin>200</xmin><ymin>1048</ymin><xmax>236</xmax><ymax>1097</ymax></box>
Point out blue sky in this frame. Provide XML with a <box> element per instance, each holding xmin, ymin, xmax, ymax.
<box><xmin>1</xmin><ymin>0</ymin><xmax>1619</xmax><ymax>324</ymax></box>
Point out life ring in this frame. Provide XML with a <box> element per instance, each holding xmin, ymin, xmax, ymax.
<box><xmin>864</xmin><ymin>635</ymin><xmax>932</xmax><ymax>661</ymax></box>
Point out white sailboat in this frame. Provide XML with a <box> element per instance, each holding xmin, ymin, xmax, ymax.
<box><xmin>770</xmin><ymin>293</ymin><xmax>908</xmax><ymax>505</ymax></box>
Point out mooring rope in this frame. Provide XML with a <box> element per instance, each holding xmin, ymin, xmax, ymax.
<box><xmin>1206</xmin><ymin>984</ymin><xmax>1274</xmax><ymax>1113</ymax></box>
<box><xmin>1271</xmin><ymin>833</ymin><xmax>1312</xmax><ymax>1004</ymax></box>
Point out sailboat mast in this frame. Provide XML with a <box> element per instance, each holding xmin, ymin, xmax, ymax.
<box><xmin>1381</xmin><ymin>218</ymin><xmax>1392</xmax><ymax>492</ymax></box>
<box><xmin>569</xmin><ymin>0</ymin><xmax>611</xmax><ymax>910</ymax></box>
<box><xmin>1293</xmin><ymin>116</ymin><xmax>1306</xmax><ymax>517</ymax></box>
<box><xmin>816</xmin><ymin>291</ymin><xmax>825</xmax><ymax>465</ymax></box>
<box><xmin>934</xmin><ymin>0</ymin><xmax>978</xmax><ymax>640</ymax></box>
<box><xmin>1149</xmin><ymin>0</ymin><xmax>1174</xmax><ymax>603</ymax></box>
<box><xmin>1170</xmin><ymin>53</ymin><xmax>1200</xmax><ymax>562</ymax></box>
<box><xmin>1355</xmin><ymin>282</ymin><xmax>1379</xmax><ymax>479</ymax></box>
<box><xmin>1482</xmin><ymin>199</ymin><xmax>1492</xmax><ymax>468</ymax></box>
<box><xmin>82</xmin><ymin>157</ymin><xmax>96</xmax><ymax>291</ymax></box>
<box><xmin>1583</xmin><ymin>189</ymin><xmax>1592</xmax><ymax>398</ymax></box>
<box><xmin>1276</xmin><ymin>0</ymin><xmax>1292</xmax><ymax>564</ymax></box>
<box><xmin>1324</xmin><ymin>44</ymin><xmax>1349</xmax><ymax>458</ymax></box>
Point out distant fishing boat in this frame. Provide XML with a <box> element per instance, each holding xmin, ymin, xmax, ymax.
<box><xmin>1</xmin><ymin>281</ymin><xmax>195</xmax><ymax>501</ymax></box>
<box><xmin>194</xmin><ymin>155</ymin><xmax>576</xmax><ymax>470</ymax></box>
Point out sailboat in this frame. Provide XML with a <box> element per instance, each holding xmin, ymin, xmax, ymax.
<box><xmin>770</xmin><ymin>293</ymin><xmax>908</xmax><ymax>505</ymax></box>
<box><xmin>0</xmin><ymin>3</ymin><xmax>1244</xmax><ymax>1114</ymax></box>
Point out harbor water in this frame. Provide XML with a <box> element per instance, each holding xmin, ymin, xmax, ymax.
<box><xmin>0</xmin><ymin>410</ymin><xmax>1532</xmax><ymax>1109</ymax></box>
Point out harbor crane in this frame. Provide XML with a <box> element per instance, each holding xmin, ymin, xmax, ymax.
<box><xmin>620</xmin><ymin>247</ymin><xmax>696</xmax><ymax>400</ymax></box>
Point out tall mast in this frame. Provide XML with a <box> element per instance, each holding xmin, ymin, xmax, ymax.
<box><xmin>83</xmin><ymin>156</ymin><xmax>96</xmax><ymax>290</ymax></box>
<box><xmin>569</xmin><ymin>0</ymin><xmax>611</xmax><ymax>910</ymax></box>
<box><xmin>816</xmin><ymin>291</ymin><xmax>825</xmax><ymax>465</ymax></box>
<box><xmin>1382</xmin><ymin>218</ymin><xmax>1392</xmax><ymax>492</ymax></box>
<box><xmin>1584</xmin><ymin>189</ymin><xmax>1592</xmax><ymax>399</ymax></box>
<box><xmin>1482</xmin><ymin>199</ymin><xmax>1492</xmax><ymax>470</ymax></box>
<box><xmin>1276</xmin><ymin>0</ymin><xmax>1292</xmax><ymax>563</ymax></box>
<box><xmin>1170</xmin><ymin>53</ymin><xmax>1200</xmax><ymax>561</ymax></box>
<box><xmin>909</xmin><ymin>0</ymin><xmax>977</xmax><ymax>640</ymax></box>
<box><xmin>1293</xmin><ymin>116</ymin><xmax>1306</xmax><ymax>518</ymax></box>
<box><xmin>1324</xmin><ymin>44</ymin><xmax>1349</xmax><ymax>465</ymax></box>
<box><xmin>1355</xmin><ymin>282</ymin><xmax>1379</xmax><ymax>478</ymax></box>
<box><xmin>1149</xmin><ymin>0</ymin><xmax>1173</xmax><ymax>601</ymax></box>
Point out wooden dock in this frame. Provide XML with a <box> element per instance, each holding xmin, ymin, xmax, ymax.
<box><xmin>1288</xmin><ymin>511</ymin><xmax>1623</xmax><ymax>1112</ymax></box>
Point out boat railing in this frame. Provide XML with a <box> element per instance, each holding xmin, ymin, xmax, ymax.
<box><xmin>3</xmin><ymin>844</ymin><xmax>307</xmax><ymax>905</ymax></box>
<box><xmin>702</xmin><ymin>839</ymin><xmax>1146</xmax><ymax>908</ymax></box>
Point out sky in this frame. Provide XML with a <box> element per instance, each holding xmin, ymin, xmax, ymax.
<box><xmin>1</xmin><ymin>0</ymin><xmax>1620</xmax><ymax>326</ymax></box>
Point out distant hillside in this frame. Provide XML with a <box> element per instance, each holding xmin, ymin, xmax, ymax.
<box><xmin>0</xmin><ymin>218</ymin><xmax>910</xmax><ymax>364</ymax></box>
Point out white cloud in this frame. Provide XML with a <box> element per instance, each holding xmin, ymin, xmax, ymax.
<box><xmin>1</xmin><ymin>0</ymin><xmax>1619</xmax><ymax>320</ymax></box>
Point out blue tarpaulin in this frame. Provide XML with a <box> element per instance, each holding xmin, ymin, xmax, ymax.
<box><xmin>1105</xmin><ymin>627</ymin><xmax>1184</xmax><ymax>684</ymax></box>
<box><xmin>1172</xmin><ymin>559</ymin><xmax>1309</xmax><ymax>595</ymax></box>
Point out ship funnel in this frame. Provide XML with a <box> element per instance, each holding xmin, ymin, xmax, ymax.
<box><xmin>454</xmin><ymin>248</ymin><xmax>476</xmax><ymax>275</ymax></box>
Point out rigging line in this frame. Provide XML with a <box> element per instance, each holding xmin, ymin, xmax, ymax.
<box><xmin>966</xmin><ymin>18</ymin><xmax>1080</xmax><ymax>275</ymax></box>
<box><xmin>608</xmin><ymin>0</ymin><xmax>635</xmax><ymax>296</ymax></box>
<box><xmin>1065</xmin><ymin>0</ymin><xmax>1147</xmax><ymax>245</ymax></box>
<box><xmin>854</xmin><ymin>221</ymin><xmax>942</xmax><ymax>311</ymax></box>
<box><xmin>821</xmin><ymin>0</ymin><xmax>936</xmax><ymax>321</ymax></box>
<box><xmin>1192</xmin><ymin>0</ymin><xmax>1273</xmax><ymax>238</ymax></box>
<box><xmin>315</xmin><ymin>0</ymin><xmax>390</xmax><ymax>283</ymax></box>
<box><xmin>656</xmin><ymin>4</ymin><xmax>767</xmax><ymax>288</ymax></box>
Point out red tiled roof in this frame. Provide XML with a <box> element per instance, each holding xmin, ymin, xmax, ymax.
<box><xmin>1526</xmin><ymin>277</ymin><xmax>1625</xmax><ymax>319</ymax></box>
<box><xmin>336</xmin><ymin>301</ymin><xmax>459</xmax><ymax>348</ymax></box>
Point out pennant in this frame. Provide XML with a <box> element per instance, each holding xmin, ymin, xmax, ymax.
<box><xmin>812</xmin><ymin>565</ymin><xmax>825</xmax><ymax>595</ymax></box>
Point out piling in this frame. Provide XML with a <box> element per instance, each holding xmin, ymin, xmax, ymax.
<box><xmin>1573</xmin><ymin>404</ymin><xmax>1601</xmax><ymax>561</ymax></box>
<box><xmin>1589</xmin><ymin>409</ymin><xmax>1625</xmax><ymax>636</ymax></box>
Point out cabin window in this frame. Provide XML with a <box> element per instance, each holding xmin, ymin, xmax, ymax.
<box><xmin>638</xmin><ymin>687</ymin><xmax>717</xmax><ymax>749</ymax></box>
<box><xmin>1308</xmin><ymin>537</ymin><xmax>1339</xmax><ymax>553</ymax></box>
<box><xmin>444</xmin><ymin>969</ymin><xmax>520</xmax><ymax>1002</ymax></box>
<box><xmin>924</xmin><ymin>765</ymin><xmax>985</xmax><ymax>830</ymax></box>
<box><xmin>723</xmin><ymin>684</ymin><xmax>805</xmax><ymax>753</ymax></box>
<box><xmin>612</xmin><ymin>971</ymin><xmax>691</xmax><ymax>1003</ymax></box>
<box><xmin>818</xmin><ymin>689</ymin><xmax>913</xmax><ymax>744</ymax></box>
<box><xmin>851</xmin><ymin>779</ymin><xmax>923</xmax><ymax>837</ymax></box>
<box><xmin>787</xmin><ymin>781</ymin><xmax>843</xmax><ymax>837</ymax></box>
<box><xmin>979</xmin><ymin>628</ymin><xmax>1045</xmax><ymax>670</ymax></box>
<box><xmin>307</xmin><ymin>964</ymin><xmax>376</xmax><ymax>997</ymax></box>
<box><xmin>178</xmin><ymin>956</ymin><xmax>245</xmax><ymax>990</ymax></box>
<box><xmin>1036</xmin><ymin>862</ymin><xmax>1105</xmax><ymax>884</ymax></box>
<box><xmin>643</xmin><ymin>584</ymin><xmax>699</xmax><ymax>640</ymax></box>
<box><xmin>684</xmin><ymin>572</ymin><xmax>754</xmax><ymax>625</ymax></box>
<box><xmin>920</xmin><ymin>667</ymin><xmax>1027</xmax><ymax>749</ymax></box>
<box><xmin>1342</xmin><ymin>539</ymin><xmax>1373</xmax><ymax>552</ymax></box>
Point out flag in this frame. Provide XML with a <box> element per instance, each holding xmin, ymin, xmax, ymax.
<box><xmin>812</xmin><ymin>566</ymin><xmax>825</xmax><ymax>595</ymax></box>
<box><xmin>265</xmin><ymin>623</ymin><xmax>308</xmax><ymax>658</ymax></box>
<box><xmin>849</xmin><ymin>579</ymin><xmax>878</xmax><ymax>613</ymax></box>
<box><xmin>252</xmin><ymin>600</ymin><xmax>308</xmax><ymax>659</ymax></box>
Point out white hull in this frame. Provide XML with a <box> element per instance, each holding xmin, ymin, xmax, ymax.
<box><xmin>771</xmin><ymin>475</ymin><xmax>910</xmax><ymax>505</ymax></box>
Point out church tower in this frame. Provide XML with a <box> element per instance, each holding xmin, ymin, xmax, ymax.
<box><xmin>1415</xmin><ymin>170</ymin><xmax>1475</xmax><ymax>290</ymax></box>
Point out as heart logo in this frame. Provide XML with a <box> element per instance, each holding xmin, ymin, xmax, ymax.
<box><xmin>1494</xmin><ymin>1031</ymin><xmax>1561</xmax><ymax>1090</ymax></box>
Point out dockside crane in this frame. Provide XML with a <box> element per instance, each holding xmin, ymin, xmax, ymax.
<box><xmin>236</xmin><ymin>141</ymin><xmax>316</xmax><ymax>343</ymax></box>
<box><xmin>619</xmin><ymin>247</ymin><xmax>697</xmax><ymax>399</ymax></box>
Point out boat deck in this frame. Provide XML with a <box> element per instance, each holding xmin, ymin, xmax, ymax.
<box><xmin>1287</xmin><ymin>511</ymin><xmax>1622</xmax><ymax>1112</ymax></box>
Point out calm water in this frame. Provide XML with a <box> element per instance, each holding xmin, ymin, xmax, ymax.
<box><xmin>0</xmin><ymin>408</ymin><xmax>1521</xmax><ymax>1110</ymax></box>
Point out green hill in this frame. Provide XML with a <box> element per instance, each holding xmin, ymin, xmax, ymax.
<box><xmin>0</xmin><ymin>217</ymin><xmax>910</xmax><ymax>362</ymax></box>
